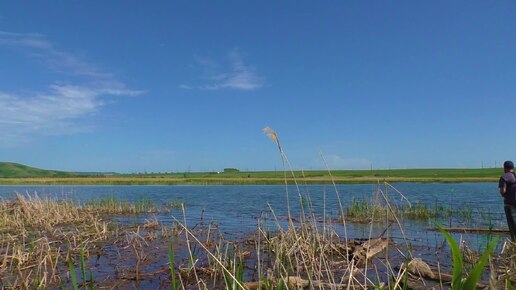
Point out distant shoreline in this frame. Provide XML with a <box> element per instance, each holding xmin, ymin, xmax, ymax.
<box><xmin>0</xmin><ymin>176</ymin><xmax>499</xmax><ymax>185</ymax></box>
<box><xmin>0</xmin><ymin>167</ymin><xmax>502</xmax><ymax>185</ymax></box>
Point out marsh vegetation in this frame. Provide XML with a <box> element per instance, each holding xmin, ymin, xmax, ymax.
<box><xmin>0</xmin><ymin>130</ymin><xmax>511</xmax><ymax>289</ymax></box>
<box><xmin>0</xmin><ymin>179</ymin><xmax>514</xmax><ymax>289</ymax></box>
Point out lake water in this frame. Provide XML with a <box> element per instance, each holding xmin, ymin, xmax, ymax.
<box><xmin>0</xmin><ymin>182</ymin><xmax>506</xmax><ymax>250</ymax></box>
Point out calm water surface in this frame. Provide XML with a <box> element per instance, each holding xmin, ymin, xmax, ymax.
<box><xmin>0</xmin><ymin>183</ymin><xmax>505</xmax><ymax>249</ymax></box>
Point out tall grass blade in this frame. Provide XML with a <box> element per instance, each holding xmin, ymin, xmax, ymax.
<box><xmin>68</xmin><ymin>257</ymin><xmax>79</xmax><ymax>290</ymax></box>
<box><xmin>277</xmin><ymin>278</ymin><xmax>285</xmax><ymax>290</ymax></box>
<box><xmin>89</xmin><ymin>271</ymin><xmax>93</xmax><ymax>289</ymax></box>
<box><xmin>462</xmin><ymin>236</ymin><xmax>499</xmax><ymax>289</ymax></box>
<box><xmin>437</xmin><ymin>225</ymin><xmax>463</xmax><ymax>290</ymax></box>
<box><xmin>169</xmin><ymin>241</ymin><xmax>180</xmax><ymax>290</ymax></box>
<box><xmin>236</xmin><ymin>256</ymin><xmax>244</xmax><ymax>288</ymax></box>
<box><xmin>172</xmin><ymin>216</ymin><xmax>246</xmax><ymax>289</ymax></box>
<box><xmin>80</xmin><ymin>245</ymin><xmax>88</xmax><ymax>290</ymax></box>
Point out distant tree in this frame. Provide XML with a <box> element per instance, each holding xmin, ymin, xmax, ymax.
<box><xmin>223</xmin><ymin>168</ymin><xmax>240</xmax><ymax>173</ymax></box>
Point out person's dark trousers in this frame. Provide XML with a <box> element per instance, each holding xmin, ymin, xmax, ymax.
<box><xmin>504</xmin><ymin>204</ymin><xmax>516</xmax><ymax>241</ymax></box>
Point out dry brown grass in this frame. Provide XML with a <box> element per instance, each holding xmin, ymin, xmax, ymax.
<box><xmin>0</xmin><ymin>193</ymin><xmax>110</xmax><ymax>288</ymax></box>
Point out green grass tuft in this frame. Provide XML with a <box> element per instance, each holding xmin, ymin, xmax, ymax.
<box><xmin>437</xmin><ymin>225</ymin><xmax>499</xmax><ymax>290</ymax></box>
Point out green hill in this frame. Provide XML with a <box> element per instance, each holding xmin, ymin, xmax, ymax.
<box><xmin>0</xmin><ymin>162</ymin><xmax>74</xmax><ymax>178</ymax></box>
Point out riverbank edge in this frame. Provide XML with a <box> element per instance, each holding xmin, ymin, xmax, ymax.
<box><xmin>0</xmin><ymin>176</ymin><xmax>499</xmax><ymax>185</ymax></box>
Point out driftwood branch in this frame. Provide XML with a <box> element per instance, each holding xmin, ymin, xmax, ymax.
<box><xmin>402</xmin><ymin>258</ymin><xmax>486</xmax><ymax>289</ymax></box>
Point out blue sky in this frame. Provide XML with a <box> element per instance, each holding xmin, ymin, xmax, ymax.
<box><xmin>0</xmin><ymin>1</ymin><xmax>515</xmax><ymax>173</ymax></box>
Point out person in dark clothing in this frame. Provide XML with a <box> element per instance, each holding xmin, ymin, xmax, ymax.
<box><xmin>499</xmin><ymin>160</ymin><xmax>516</xmax><ymax>241</ymax></box>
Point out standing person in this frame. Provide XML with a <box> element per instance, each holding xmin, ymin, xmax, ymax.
<box><xmin>499</xmin><ymin>160</ymin><xmax>516</xmax><ymax>241</ymax></box>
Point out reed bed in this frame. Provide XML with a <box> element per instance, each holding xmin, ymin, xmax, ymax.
<box><xmin>83</xmin><ymin>196</ymin><xmax>157</xmax><ymax>214</ymax></box>
<box><xmin>160</xmin><ymin>128</ymin><xmax>410</xmax><ymax>289</ymax></box>
<box><xmin>0</xmin><ymin>183</ymin><xmax>512</xmax><ymax>289</ymax></box>
<box><xmin>0</xmin><ymin>192</ymin><xmax>187</xmax><ymax>289</ymax></box>
<box><xmin>346</xmin><ymin>198</ymin><xmax>477</xmax><ymax>223</ymax></box>
<box><xmin>159</xmin><ymin>127</ymin><xmax>513</xmax><ymax>289</ymax></box>
<box><xmin>0</xmin><ymin>192</ymin><xmax>111</xmax><ymax>288</ymax></box>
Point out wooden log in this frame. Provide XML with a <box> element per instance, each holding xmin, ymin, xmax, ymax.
<box><xmin>402</xmin><ymin>258</ymin><xmax>486</xmax><ymax>289</ymax></box>
<box><xmin>352</xmin><ymin>237</ymin><xmax>389</xmax><ymax>266</ymax></box>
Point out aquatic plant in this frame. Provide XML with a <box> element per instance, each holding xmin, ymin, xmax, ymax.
<box><xmin>165</xmin><ymin>200</ymin><xmax>184</xmax><ymax>209</ymax></box>
<box><xmin>168</xmin><ymin>241</ymin><xmax>181</xmax><ymax>290</ymax></box>
<box><xmin>83</xmin><ymin>196</ymin><xmax>157</xmax><ymax>214</ymax></box>
<box><xmin>437</xmin><ymin>225</ymin><xmax>499</xmax><ymax>290</ymax></box>
<box><xmin>404</xmin><ymin>201</ymin><xmax>435</xmax><ymax>219</ymax></box>
<box><xmin>344</xmin><ymin>197</ymin><xmax>494</xmax><ymax>225</ymax></box>
<box><xmin>346</xmin><ymin>197</ymin><xmax>387</xmax><ymax>222</ymax></box>
<box><xmin>223</xmin><ymin>252</ymin><xmax>244</xmax><ymax>290</ymax></box>
<box><xmin>68</xmin><ymin>255</ymin><xmax>79</xmax><ymax>290</ymax></box>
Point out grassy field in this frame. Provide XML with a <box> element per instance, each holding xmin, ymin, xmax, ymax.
<box><xmin>0</xmin><ymin>162</ymin><xmax>74</xmax><ymax>178</ymax></box>
<box><xmin>0</xmin><ymin>164</ymin><xmax>501</xmax><ymax>185</ymax></box>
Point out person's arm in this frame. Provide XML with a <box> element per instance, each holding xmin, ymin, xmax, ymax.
<box><xmin>500</xmin><ymin>177</ymin><xmax>507</xmax><ymax>195</ymax></box>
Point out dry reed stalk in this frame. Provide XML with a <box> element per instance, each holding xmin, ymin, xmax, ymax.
<box><xmin>260</xmin><ymin>133</ymin><xmax>420</xmax><ymax>289</ymax></box>
<box><xmin>0</xmin><ymin>193</ymin><xmax>116</xmax><ymax>288</ymax></box>
<box><xmin>1</xmin><ymin>242</ymin><xmax>9</xmax><ymax>271</ymax></box>
<box><xmin>50</xmin><ymin>246</ymin><xmax>60</xmax><ymax>283</ymax></box>
<box><xmin>143</xmin><ymin>216</ymin><xmax>159</xmax><ymax>230</ymax></box>
<box><xmin>263</xmin><ymin>184</ymin><xmax>346</xmax><ymax>287</ymax></box>
<box><xmin>375</xmin><ymin>184</ymin><xmax>412</xmax><ymax>260</ymax></box>
<box><xmin>263</xmin><ymin>127</ymin><xmax>308</xmax><ymax>227</ymax></box>
<box><xmin>261</xmin><ymin>220</ymin><xmax>347</xmax><ymax>288</ymax></box>
<box><xmin>263</xmin><ymin>129</ymin><xmax>331</xmax><ymax>286</ymax></box>
<box><xmin>319</xmin><ymin>151</ymin><xmax>361</xmax><ymax>290</ymax></box>
<box><xmin>172</xmin><ymin>215</ymin><xmax>247</xmax><ymax>290</ymax></box>
<box><xmin>180</xmin><ymin>204</ymin><xmax>201</xmax><ymax>288</ymax></box>
<box><xmin>385</xmin><ymin>182</ymin><xmax>412</xmax><ymax>207</ymax></box>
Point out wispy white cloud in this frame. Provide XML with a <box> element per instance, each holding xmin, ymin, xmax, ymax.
<box><xmin>0</xmin><ymin>31</ymin><xmax>51</xmax><ymax>48</ymax></box>
<box><xmin>319</xmin><ymin>154</ymin><xmax>372</xmax><ymax>170</ymax></box>
<box><xmin>178</xmin><ymin>84</ymin><xmax>192</xmax><ymax>90</ymax></box>
<box><xmin>0</xmin><ymin>84</ymin><xmax>141</xmax><ymax>144</ymax></box>
<box><xmin>0</xmin><ymin>31</ymin><xmax>112</xmax><ymax>78</ymax></box>
<box><xmin>0</xmin><ymin>31</ymin><xmax>144</xmax><ymax>146</ymax></box>
<box><xmin>194</xmin><ymin>49</ymin><xmax>263</xmax><ymax>91</ymax></box>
